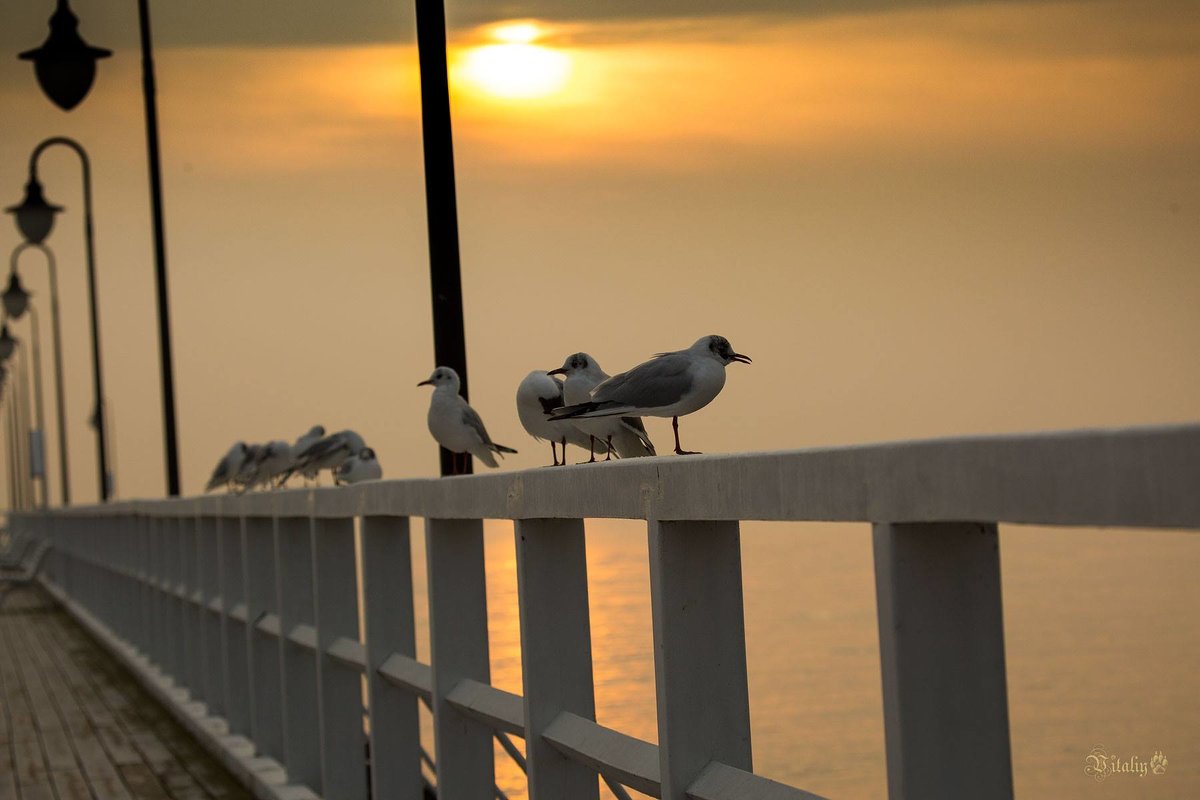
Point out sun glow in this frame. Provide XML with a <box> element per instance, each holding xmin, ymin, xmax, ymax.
<box><xmin>459</xmin><ymin>21</ymin><xmax>571</xmax><ymax>100</ymax></box>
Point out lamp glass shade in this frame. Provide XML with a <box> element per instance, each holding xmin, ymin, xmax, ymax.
<box><xmin>6</xmin><ymin>179</ymin><xmax>63</xmax><ymax>245</ymax></box>
<box><xmin>18</xmin><ymin>0</ymin><xmax>112</xmax><ymax>111</ymax></box>
<box><xmin>2</xmin><ymin>273</ymin><xmax>30</xmax><ymax>320</ymax></box>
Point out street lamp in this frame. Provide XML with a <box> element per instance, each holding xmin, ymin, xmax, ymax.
<box><xmin>18</xmin><ymin>1</ymin><xmax>181</xmax><ymax>497</ymax></box>
<box><xmin>7</xmin><ymin>137</ymin><xmax>109</xmax><ymax>502</ymax></box>
<box><xmin>4</xmin><ymin>178</ymin><xmax>63</xmax><ymax>245</ymax></box>
<box><xmin>7</xmin><ymin>243</ymin><xmax>70</xmax><ymax>504</ymax></box>
<box><xmin>17</xmin><ymin>0</ymin><xmax>112</xmax><ymax>112</ymax></box>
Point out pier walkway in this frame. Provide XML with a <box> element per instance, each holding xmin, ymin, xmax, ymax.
<box><xmin>0</xmin><ymin>585</ymin><xmax>251</xmax><ymax>800</ymax></box>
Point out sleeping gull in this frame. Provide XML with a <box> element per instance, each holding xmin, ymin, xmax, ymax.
<box><xmin>245</xmin><ymin>439</ymin><xmax>293</xmax><ymax>491</ymax></box>
<box><xmin>288</xmin><ymin>429</ymin><xmax>366</xmax><ymax>484</ymax></box>
<box><xmin>550</xmin><ymin>334</ymin><xmax>750</xmax><ymax>455</ymax></box>
<box><xmin>548</xmin><ymin>353</ymin><xmax>655</xmax><ymax>461</ymax></box>
<box><xmin>205</xmin><ymin>442</ymin><xmax>249</xmax><ymax>493</ymax></box>
<box><xmin>516</xmin><ymin>370</ymin><xmax>609</xmax><ymax>466</ymax></box>
<box><xmin>419</xmin><ymin>366</ymin><xmax>516</xmax><ymax>473</ymax></box>
<box><xmin>337</xmin><ymin>447</ymin><xmax>383</xmax><ymax>484</ymax></box>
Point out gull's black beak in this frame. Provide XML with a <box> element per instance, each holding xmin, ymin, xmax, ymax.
<box><xmin>731</xmin><ymin>353</ymin><xmax>752</xmax><ymax>364</ymax></box>
<box><xmin>417</xmin><ymin>379</ymin><xmax>433</xmax><ymax>387</ymax></box>
<box><xmin>546</xmin><ymin>368</ymin><xmax>567</xmax><ymax>376</ymax></box>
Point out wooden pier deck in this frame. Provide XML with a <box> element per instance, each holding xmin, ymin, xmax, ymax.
<box><xmin>0</xmin><ymin>585</ymin><xmax>252</xmax><ymax>800</ymax></box>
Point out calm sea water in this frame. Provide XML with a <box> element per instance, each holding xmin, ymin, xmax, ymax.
<box><xmin>401</xmin><ymin>520</ymin><xmax>1199</xmax><ymax>799</ymax></box>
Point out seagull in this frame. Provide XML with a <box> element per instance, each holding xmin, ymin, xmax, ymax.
<box><xmin>245</xmin><ymin>440</ymin><xmax>292</xmax><ymax>491</ymax></box>
<box><xmin>336</xmin><ymin>447</ymin><xmax>383</xmax><ymax>484</ymax></box>
<box><xmin>419</xmin><ymin>366</ymin><xmax>517</xmax><ymax>473</ymax></box>
<box><xmin>205</xmin><ymin>442</ymin><xmax>249</xmax><ymax>492</ymax></box>
<box><xmin>289</xmin><ymin>429</ymin><xmax>365</xmax><ymax>484</ymax></box>
<box><xmin>516</xmin><ymin>370</ymin><xmax>609</xmax><ymax>466</ymax></box>
<box><xmin>232</xmin><ymin>443</ymin><xmax>265</xmax><ymax>491</ymax></box>
<box><xmin>548</xmin><ymin>353</ymin><xmax>655</xmax><ymax>461</ymax></box>
<box><xmin>550</xmin><ymin>335</ymin><xmax>751</xmax><ymax>455</ymax></box>
<box><xmin>285</xmin><ymin>424</ymin><xmax>326</xmax><ymax>486</ymax></box>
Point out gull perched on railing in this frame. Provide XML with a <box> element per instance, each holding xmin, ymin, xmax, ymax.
<box><xmin>244</xmin><ymin>439</ymin><xmax>293</xmax><ymax>491</ymax></box>
<box><xmin>204</xmin><ymin>442</ymin><xmax>249</xmax><ymax>492</ymax></box>
<box><xmin>515</xmin><ymin>370</ymin><xmax>609</xmax><ymax>466</ymax></box>
<box><xmin>419</xmin><ymin>366</ymin><xmax>516</xmax><ymax>474</ymax></box>
<box><xmin>288</xmin><ymin>429</ymin><xmax>366</xmax><ymax>484</ymax></box>
<box><xmin>548</xmin><ymin>353</ymin><xmax>655</xmax><ymax>462</ymax></box>
<box><xmin>336</xmin><ymin>447</ymin><xmax>382</xmax><ymax>484</ymax></box>
<box><xmin>550</xmin><ymin>334</ymin><xmax>751</xmax><ymax>455</ymax></box>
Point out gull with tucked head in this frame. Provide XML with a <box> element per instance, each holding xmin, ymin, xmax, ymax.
<box><xmin>420</xmin><ymin>366</ymin><xmax>517</xmax><ymax>474</ymax></box>
<box><xmin>550</xmin><ymin>334</ymin><xmax>751</xmax><ymax>455</ymax></box>
<box><xmin>548</xmin><ymin>352</ymin><xmax>655</xmax><ymax>462</ymax></box>
<box><xmin>516</xmin><ymin>370</ymin><xmax>608</xmax><ymax>466</ymax></box>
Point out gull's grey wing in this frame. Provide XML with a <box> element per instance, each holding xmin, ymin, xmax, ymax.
<box><xmin>462</xmin><ymin>405</ymin><xmax>495</xmax><ymax>447</ymax></box>
<box><xmin>593</xmin><ymin>352</ymin><xmax>694</xmax><ymax>410</ymax></box>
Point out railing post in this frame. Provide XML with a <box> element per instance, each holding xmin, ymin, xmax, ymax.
<box><xmin>515</xmin><ymin>518</ymin><xmax>598</xmax><ymax>800</ymax></box>
<box><xmin>426</xmin><ymin>518</ymin><xmax>494</xmax><ymax>800</ymax></box>
<box><xmin>276</xmin><ymin>515</ymin><xmax>322</xmax><ymax>792</ymax></box>
<box><xmin>148</xmin><ymin>515</ymin><xmax>167</xmax><ymax>671</ymax></box>
<box><xmin>649</xmin><ymin>519</ymin><xmax>752</xmax><ymax>800</ymax></box>
<box><xmin>221</xmin><ymin>514</ymin><xmax>252</xmax><ymax>736</ymax></box>
<box><xmin>360</xmin><ymin>515</ymin><xmax>422</xmax><ymax>800</ymax></box>
<box><xmin>245</xmin><ymin>515</ymin><xmax>285</xmax><ymax>762</ymax></box>
<box><xmin>198</xmin><ymin>515</ymin><xmax>225</xmax><ymax>718</ymax></box>
<box><xmin>872</xmin><ymin>522</ymin><xmax>1013</xmax><ymax>800</ymax></box>
<box><xmin>311</xmin><ymin>516</ymin><xmax>367</xmax><ymax>799</ymax></box>
<box><xmin>163</xmin><ymin>516</ymin><xmax>185</xmax><ymax>683</ymax></box>
<box><xmin>179</xmin><ymin>513</ymin><xmax>202</xmax><ymax>696</ymax></box>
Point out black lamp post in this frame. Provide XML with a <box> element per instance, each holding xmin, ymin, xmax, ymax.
<box><xmin>414</xmin><ymin>0</ymin><xmax>472</xmax><ymax>476</ymax></box>
<box><xmin>17</xmin><ymin>0</ymin><xmax>112</xmax><ymax>112</ymax></box>
<box><xmin>6</xmin><ymin>245</ymin><xmax>66</xmax><ymax>506</ymax></box>
<box><xmin>7</xmin><ymin>137</ymin><xmax>109</xmax><ymax>502</ymax></box>
<box><xmin>19</xmin><ymin>0</ymin><xmax>180</xmax><ymax>498</ymax></box>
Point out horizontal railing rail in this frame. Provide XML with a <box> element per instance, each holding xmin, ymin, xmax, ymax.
<box><xmin>12</xmin><ymin>423</ymin><xmax>1200</xmax><ymax>800</ymax></box>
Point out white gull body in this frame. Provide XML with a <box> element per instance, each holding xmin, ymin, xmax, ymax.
<box><xmin>550</xmin><ymin>353</ymin><xmax>655</xmax><ymax>459</ymax></box>
<box><xmin>420</xmin><ymin>366</ymin><xmax>516</xmax><ymax>469</ymax></box>
<box><xmin>515</xmin><ymin>370</ymin><xmax>608</xmax><ymax>465</ymax></box>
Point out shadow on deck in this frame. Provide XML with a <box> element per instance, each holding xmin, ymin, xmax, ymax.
<box><xmin>0</xmin><ymin>585</ymin><xmax>253</xmax><ymax>800</ymax></box>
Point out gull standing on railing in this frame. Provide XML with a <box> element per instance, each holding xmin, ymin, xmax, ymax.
<box><xmin>287</xmin><ymin>429</ymin><xmax>366</xmax><ymax>484</ymax></box>
<box><xmin>420</xmin><ymin>366</ymin><xmax>516</xmax><ymax>474</ymax></box>
<box><xmin>549</xmin><ymin>352</ymin><xmax>655</xmax><ymax>462</ymax></box>
<box><xmin>551</xmin><ymin>334</ymin><xmax>751</xmax><ymax>455</ymax></box>
<box><xmin>204</xmin><ymin>441</ymin><xmax>248</xmax><ymax>492</ymax></box>
<box><xmin>336</xmin><ymin>447</ymin><xmax>382</xmax><ymax>484</ymax></box>
<box><xmin>245</xmin><ymin>439</ymin><xmax>292</xmax><ymax>490</ymax></box>
<box><xmin>515</xmin><ymin>370</ymin><xmax>608</xmax><ymax>466</ymax></box>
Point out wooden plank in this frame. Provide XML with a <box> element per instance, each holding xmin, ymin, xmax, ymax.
<box><xmin>425</xmin><ymin>518</ymin><xmax>495</xmax><ymax>800</ymax></box>
<box><xmin>873</xmin><ymin>522</ymin><xmax>1013</xmax><ymax>800</ymax></box>
<box><xmin>688</xmin><ymin>761</ymin><xmax>829</xmax><ymax>800</ymax></box>
<box><xmin>444</xmin><ymin>678</ymin><xmax>524</xmax><ymax>737</ymax></box>
<box><xmin>515</xmin><ymin>517</ymin><xmax>599</xmax><ymax>800</ymax></box>
<box><xmin>376</xmin><ymin>654</ymin><xmax>432</xmax><ymax>700</ymax></box>
<box><xmin>542</xmin><ymin>711</ymin><xmax>660</xmax><ymax>797</ymax></box>
<box><xmin>311</xmin><ymin>517</ymin><xmax>368</xmax><ymax>800</ymax></box>
<box><xmin>276</xmin><ymin>516</ymin><xmax>322</xmax><ymax>793</ymax></box>
<box><xmin>118</xmin><ymin>763</ymin><xmax>171</xmax><ymax>800</ymax></box>
<box><xmin>360</xmin><ymin>515</ymin><xmax>422</xmax><ymax>800</ymax></box>
<box><xmin>649</xmin><ymin>520</ymin><xmax>752</xmax><ymax>800</ymax></box>
<box><xmin>49</xmin><ymin>767</ymin><xmax>96</xmax><ymax>800</ymax></box>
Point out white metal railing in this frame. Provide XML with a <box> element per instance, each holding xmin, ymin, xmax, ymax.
<box><xmin>12</xmin><ymin>423</ymin><xmax>1200</xmax><ymax>800</ymax></box>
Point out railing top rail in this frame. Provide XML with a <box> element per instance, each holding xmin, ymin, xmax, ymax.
<box><xmin>21</xmin><ymin>423</ymin><xmax>1200</xmax><ymax>529</ymax></box>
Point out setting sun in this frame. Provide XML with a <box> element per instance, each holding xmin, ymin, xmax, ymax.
<box><xmin>458</xmin><ymin>21</ymin><xmax>571</xmax><ymax>100</ymax></box>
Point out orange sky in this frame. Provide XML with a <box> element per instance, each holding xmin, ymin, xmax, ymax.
<box><xmin>0</xmin><ymin>0</ymin><xmax>1197</xmax><ymax>501</ymax></box>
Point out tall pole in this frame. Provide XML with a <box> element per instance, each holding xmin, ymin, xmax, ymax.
<box><xmin>27</xmin><ymin>305</ymin><xmax>48</xmax><ymax>508</ymax></box>
<box><xmin>413</xmin><ymin>0</ymin><xmax>472</xmax><ymax>477</ymax></box>
<box><xmin>29</xmin><ymin>137</ymin><xmax>108</xmax><ymax>501</ymax></box>
<box><xmin>136</xmin><ymin>0</ymin><xmax>181</xmax><ymax>496</ymax></box>
<box><xmin>11</xmin><ymin>243</ymin><xmax>69</xmax><ymax>505</ymax></box>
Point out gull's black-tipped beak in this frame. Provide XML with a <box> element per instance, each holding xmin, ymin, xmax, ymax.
<box><xmin>546</xmin><ymin>368</ymin><xmax>567</xmax><ymax>376</ymax></box>
<box><xmin>417</xmin><ymin>379</ymin><xmax>433</xmax><ymax>387</ymax></box>
<box><xmin>731</xmin><ymin>353</ymin><xmax>752</xmax><ymax>364</ymax></box>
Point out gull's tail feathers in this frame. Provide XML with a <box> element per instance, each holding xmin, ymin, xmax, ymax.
<box><xmin>548</xmin><ymin>401</ymin><xmax>635</xmax><ymax>420</ymax></box>
<box><xmin>492</xmin><ymin>443</ymin><xmax>518</xmax><ymax>455</ymax></box>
